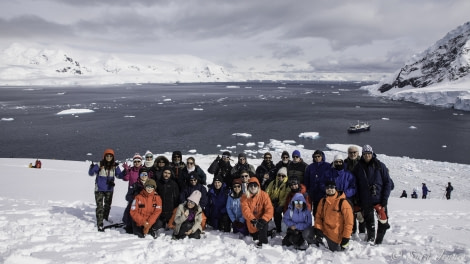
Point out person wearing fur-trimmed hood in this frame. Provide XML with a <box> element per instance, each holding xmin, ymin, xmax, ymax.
<box><xmin>173</xmin><ymin>190</ymin><xmax>203</xmax><ymax>239</ymax></box>
<box><xmin>241</xmin><ymin>177</ymin><xmax>274</xmax><ymax>248</ymax></box>
<box><xmin>282</xmin><ymin>193</ymin><xmax>312</xmax><ymax>250</ymax></box>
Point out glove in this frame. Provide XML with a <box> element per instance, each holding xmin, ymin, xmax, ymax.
<box><xmin>380</xmin><ymin>200</ymin><xmax>388</xmax><ymax>207</ymax></box>
<box><xmin>107</xmin><ymin>180</ymin><xmax>115</xmax><ymax>187</ymax></box>
<box><xmin>122</xmin><ymin>162</ymin><xmax>129</xmax><ymax>170</ymax></box>
<box><xmin>340</xmin><ymin>237</ymin><xmax>350</xmax><ymax>249</ymax></box>
<box><xmin>356</xmin><ymin>211</ymin><xmax>364</xmax><ymax>223</ymax></box>
<box><xmin>89</xmin><ymin>162</ymin><xmax>95</xmax><ymax>170</ymax></box>
<box><xmin>255</xmin><ymin>219</ymin><xmax>267</xmax><ymax>230</ymax></box>
<box><xmin>143</xmin><ymin>222</ymin><xmax>151</xmax><ymax>235</ymax></box>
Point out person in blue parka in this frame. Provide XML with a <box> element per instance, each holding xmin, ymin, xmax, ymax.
<box><xmin>282</xmin><ymin>193</ymin><xmax>312</xmax><ymax>250</ymax></box>
<box><xmin>205</xmin><ymin>175</ymin><xmax>230</xmax><ymax>232</ymax></box>
<box><xmin>353</xmin><ymin>145</ymin><xmax>392</xmax><ymax>245</ymax></box>
<box><xmin>330</xmin><ymin>154</ymin><xmax>356</xmax><ymax>201</ymax></box>
<box><xmin>304</xmin><ymin>150</ymin><xmax>331</xmax><ymax>216</ymax></box>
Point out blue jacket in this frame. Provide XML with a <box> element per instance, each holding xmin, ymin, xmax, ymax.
<box><xmin>88</xmin><ymin>163</ymin><xmax>122</xmax><ymax>192</ymax></box>
<box><xmin>353</xmin><ymin>154</ymin><xmax>392</xmax><ymax>209</ymax></box>
<box><xmin>205</xmin><ymin>184</ymin><xmax>229</xmax><ymax>223</ymax></box>
<box><xmin>330</xmin><ymin>168</ymin><xmax>356</xmax><ymax>199</ymax></box>
<box><xmin>283</xmin><ymin>193</ymin><xmax>312</xmax><ymax>231</ymax></box>
<box><xmin>304</xmin><ymin>152</ymin><xmax>331</xmax><ymax>202</ymax></box>
<box><xmin>226</xmin><ymin>191</ymin><xmax>245</xmax><ymax>223</ymax></box>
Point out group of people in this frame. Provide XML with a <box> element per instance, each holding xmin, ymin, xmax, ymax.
<box><xmin>401</xmin><ymin>182</ymin><xmax>454</xmax><ymax>200</ymax></box>
<box><xmin>88</xmin><ymin>145</ymin><xmax>394</xmax><ymax>251</ymax></box>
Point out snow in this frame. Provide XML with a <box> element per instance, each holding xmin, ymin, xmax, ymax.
<box><xmin>1</xmin><ymin>142</ymin><xmax>470</xmax><ymax>264</ymax></box>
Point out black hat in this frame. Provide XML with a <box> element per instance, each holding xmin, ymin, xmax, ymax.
<box><xmin>213</xmin><ymin>175</ymin><xmax>223</xmax><ymax>183</ymax></box>
<box><xmin>222</xmin><ymin>151</ymin><xmax>231</xmax><ymax>157</ymax></box>
<box><xmin>238</xmin><ymin>153</ymin><xmax>247</xmax><ymax>159</ymax></box>
<box><xmin>288</xmin><ymin>176</ymin><xmax>299</xmax><ymax>186</ymax></box>
<box><xmin>313</xmin><ymin>150</ymin><xmax>324</xmax><ymax>157</ymax></box>
<box><xmin>325</xmin><ymin>180</ymin><xmax>336</xmax><ymax>188</ymax></box>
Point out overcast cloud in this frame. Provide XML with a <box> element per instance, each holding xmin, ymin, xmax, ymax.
<box><xmin>1</xmin><ymin>0</ymin><xmax>469</xmax><ymax>77</ymax></box>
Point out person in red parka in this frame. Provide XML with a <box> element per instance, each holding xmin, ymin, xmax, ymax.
<box><xmin>130</xmin><ymin>179</ymin><xmax>162</xmax><ymax>238</ymax></box>
<box><xmin>241</xmin><ymin>177</ymin><xmax>274</xmax><ymax>248</ymax></box>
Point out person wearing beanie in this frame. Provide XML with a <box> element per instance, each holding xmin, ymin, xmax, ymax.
<box><xmin>179</xmin><ymin>172</ymin><xmax>208</xmax><ymax>210</ymax></box>
<box><xmin>266</xmin><ymin>166</ymin><xmax>290</xmax><ymax>233</ymax></box>
<box><xmin>170</xmin><ymin>150</ymin><xmax>186</xmax><ymax>182</ymax></box>
<box><xmin>343</xmin><ymin>145</ymin><xmax>363</xmax><ymax>235</ymax></box>
<box><xmin>88</xmin><ymin>148</ymin><xmax>124</xmax><ymax>232</ymax></box>
<box><xmin>287</xmin><ymin>150</ymin><xmax>308</xmax><ymax>185</ymax></box>
<box><xmin>155</xmin><ymin>167</ymin><xmax>180</xmax><ymax>231</ymax></box>
<box><xmin>208</xmin><ymin>151</ymin><xmax>234</xmax><ymax>188</ymax></box>
<box><xmin>256</xmin><ymin>152</ymin><xmax>277</xmax><ymax>191</ymax></box>
<box><xmin>352</xmin><ymin>144</ymin><xmax>392</xmax><ymax>245</ymax></box>
<box><xmin>241</xmin><ymin>177</ymin><xmax>274</xmax><ymax>248</ymax></box>
<box><xmin>282</xmin><ymin>193</ymin><xmax>312</xmax><ymax>250</ymax></box>
<box><xmin>231</xmin><ymin>152</ymin><xmax>256</xmax><ymax>181</ymax></box>
<box><xmin>181</xmin><ymin>157</ymin><xmax>207</xmax><ymax>186</ymax></box>
<box><xmin>122</xmin><ymin>153</ymin><xmax>144</xmax><ymax>186</ymax></box>
<box><xmin>330</xmin><ymin>154</ymin><xmax>356</xmax><ymax>201</ymax></box>
<box><xmin>303</xmin><ymin>180</ymin><xmax>353</xmax><ymax>251</ymax></box>
<box><xmin>205</xmin><ymin>175</ymin><xmax>230</xmax><ymax>232</ymax></box>
<box><xmin>122</xmin><ymin>167</ymin><xmax>150</xmax><ymax>233</ymax></box>
<box><xmin>283</xmin><ymin>176</ymin><xmax>312</xmax><ymax>213</ymax></box>
<box><xmin>129</xmin><ymin>178</ymin><xmax>162</xmax><ymax>239</ymax></box>
<box><xmin>227</xmin><ymin>177</ymin><xmax>249</xmax><ymax>236</ymax></box>
<box><xmin>304</xmin><ymin>149</ymin><xmax>331</xmax><ymax>217</ymax></box>
<box><xmin>173</xmin><ymin>190</ymin><xmax>204</xmax><ymax>239</ymax></box>
<box><xmin>275</xmin><ymin>150</ymin><xmax>291</xmax><ymax>171</ymax></box>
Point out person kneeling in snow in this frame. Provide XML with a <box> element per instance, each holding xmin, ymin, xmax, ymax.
<box><xmin>241</xmin><ymin>177</ymin><xmax>274</xmax><ymax>248</ymax></box>
<box><xmin>304</xmin><ymin>181</ymin><xmax>353</xmax><ymax>252</ymax></box>
<box><xmin>173</xmin><ymin>190</ymin><xmax>203</xmax><ymax>239</ymax></box>
<box><xmin>130</xmin><ymin>179</ymin><xmax>162</xmax><ymax>238</ymax></box>
<box><xmin>282</xmin><ymin>193</ymin><xmax>312</xmax><ymax>250</ymax></box>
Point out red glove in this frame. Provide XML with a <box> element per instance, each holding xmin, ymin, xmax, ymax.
<box><xmin>374</xmin><ymin>204</ymin><xmax>387</xmax><ymax>223</ymax></box>
<box><xmin>143</xmin><ymin>222</ymin><xmax>151</xmax><ymax>235</ymax></box>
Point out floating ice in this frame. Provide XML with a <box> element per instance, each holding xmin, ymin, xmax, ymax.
<box><xmin>246</xmin><ymin>142</ymin><xmax>256</xmax><ymax>147</ymax></box>
<box><xmin>409</xmin><ymin>126</ymin><xmax>417</xmax><ymax>129</ymax></box>
<box><xmin>382</xmin><ymin>117</ymin><xmax>390</xmax><ymax>120</ymax></box>
<box><xmin>298</xmin><ymin>132</ymin><xmax>319</xmax><ymax>139</ymax></box>
<box><xmin>1</xmin><ymin>118</ymin><xmax>14</xmax><ymax>121</ymax></box>
<box><xmin>56</xmin><ymin>109</ymin><xmax>94</xmax><ymax>115</ymax></box>
<box><xmin>232</xmin><ymin>133</ymin><xmax>252</xmax><ymax>138</ymax></box>
<box><xmin>193</xmin><ymin>108</ymin><xmax>204</xmax><ymax>111</ymax></box>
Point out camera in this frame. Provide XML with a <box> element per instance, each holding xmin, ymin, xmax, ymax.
<box><xmin>370</xmin><ymin>185</ymin><xmax>377</xmax><ymax>196</ymax></box>
<box><xmin>107</xmin><ymin>179</ymin><xmax>115</xmax><ymax>187</ymax></box>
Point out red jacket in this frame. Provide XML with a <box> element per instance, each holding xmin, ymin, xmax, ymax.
<box><xmin>283</xmin><ymin>183</ymin><xmax>312</xmax><ymax>213</ymax></box>
<box><xmin>130</xmin><ymin>189</ymin><xmax>162</xmax><ymax>227</ymax></box>
<box><xmin>241</xmin><ymin>177</ymin><xmax>274</xmax><ymax>234</ymax></box>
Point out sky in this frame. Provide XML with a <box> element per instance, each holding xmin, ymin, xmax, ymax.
<box><xmin>1</xmin><ymin>142</ymin><xmax>469</xmax><ymax>263</ymax></box>
<box><xmin>1</xmin><ymin>0</ymin><xmax>469</xmax><ymax>78</ymax></box>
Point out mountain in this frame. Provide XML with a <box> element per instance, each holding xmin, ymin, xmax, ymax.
<box><xmin>0</xmin><ymin>43</ymin><xmax>239</xmax><ymax>85</ymax></box>
<box><xmin>362</xmin><ymin>21</ymin><xmax>470</xmax><ymax>111</ymax></box>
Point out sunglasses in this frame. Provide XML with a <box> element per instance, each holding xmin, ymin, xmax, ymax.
<box><xmin>277</xmin><ymin>174</ymin><xmax>287</xmax><ymax>178</ymax></box>
<box><xmin>189</xmin><ymin>179</ymin><xmax>197</xmax><ymax>182</ymax></box>
<box><xmin>294</xmin><ymin>200</ymin><xmax>304</xmax><ymax>205</ymax></box>
<box><xmin>348</xmin><ymin>151</ymin><xmax>358</xmax><ymax>154</ymax></box>
<box><xmin>314</xmin><ymin>155</ymin><xmax>322</xmax><ymax>158</ymax></box>
<box><xmin>133</xmin><ymin>160</ymin><xmax>141</xmax><ymax>163</ymax></box>
<box><xmin>282</xmin><ymin>156</ymin><xmax>289</xmax><ymax>159</ymax></box>
<box><xmin>187</xmin><ymin>162</ymin><xmax>194</xmax><ymax>165</ymax></box>
<box><xmin>326</xmin><ymin>185</ymin><xmax>336</xmax><ymax>189</ymax></box>
<box><xmin>248</xmin><ymin>183</ymin><xmax>259</xmax><ymax>188</ymax></box>
<box><xmin>146</xmin><ymin>156</ymin><xmax>153</xmax><ymax>159</ymax></box>
<box><xmin>293</xmin><ymin>156</ymin><xmax>300</xmax><ymax>159</ymax></box>
<box><xmin>145</xmin><ymin>185</ymin><xmax>155</xmax><ymax>189</ymax></box>
<box><xmin>222</xmin><ymin>155</ymin><xmax>230</xmax><ymax>159</ymax></box>
<box><xmin>187</xmin><ymin>200</ymin><xmax>195</xmax><ymax>205</ymax></box>
<box><xmin>233</xmin><ymin>185</ymin><xmax>242</xmax><ymax>188</ymax></box>
<box><xmin>139</xmin><ymin>173</ymin><xmax>148</xmax><ymax>177</ymax></box>
<box><xmin>241</xmin><ymin>174</ymin><xmax>250</xmax><ymax>178</ymax></box>
<box><xmin>334</xmin><ymin>161</ymin><xmax>343</xmax><ymax>164</ymax></box>
<box><xmin>264</xmin><ymin>157</ymin><xmax>272</xmax><ymax>160</ymax></box>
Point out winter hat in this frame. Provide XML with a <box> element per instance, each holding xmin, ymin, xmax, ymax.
<box><xmin>292</xmin><ymin>150</ymin><xmax>301</xmax><ymax>158</ymax></box>
<box><xmin>145</xmin><ymin>151</ymin><xmax>154</xmax><ymax>159</ymax></box>
<box><xmin>133</xmin><ymin>153</ymin><xmax>143</xmax><ymax>162</ymax></box>
<box><xmin>238</xmin><ymin>153</ymin><xmax>247</xmax><ymax>159</ymax></box>
<box><xmin>145</xmin><ymin>179</ymin><xmax>157</xmax><ymax>189</ymax></box>
<box><xmin>232</xmin><ymin>178</ymin><xmax>243</xmax><ymax>186</ymax></box>
<box><xmin>222</xmin><ymin>151</ymin><xmax>231</xmax><ymax>157</ymax></box>
<box><xmin>172</xmin><ymin>151</ymin><xmax>182</xmax><ymax>159</ymax></box>
<box><xmin>333</xmin><ymin>154</ymin><xmax>344</xmax><ymax>162</ymax></box>
<box><xmin>139</xmin><ymin>167</ymin><xmax>149</xmax><ymax>175</ymax></box>
<box><xmin>325</xmin><ymin>180</ymin><xmax>336</xmax><ymax>188</ymax></box>
<box><xmin>313</xmin><ymin>150</ymin><xmax>323</xmax><ymax>157</ymax></box>
<box><xmin>277</xmin><ymin>167</ymin><xmax>287</xmax><ymax>176</ymax></box>
<box><xmin>281</xmin><ymin>151</ymin><xmax>290</xmax><ymax>158</ymax></box>
<box><xmin>288</xmin><ymin>176</ymin><xmax>299</xmax><ymax>186</ymax></box>
<box><xmin>213</xmin><ymin>175</ymin><xmax>223</xmax><ymax>183</ymax></box>
<box><xmin>103</xmin><ymin>149</ymin><xmax>115</xmax><ymax>158</ymax></box>
<box><xmin>362</xmin><ymin>145</ymin><xmax>373</xmax><ymax>154</ymax></box>
<box><xmin>187</xmin><ymin>190</ymin><xmax>202</xmax><ymax>205</ymax></box>
<box><xmin>374</xmin><ymin>204</ymin><xmax>388</xmax><ymax>224</ymax></box>
<box><xmin>189</xmin><ymin>172</ymin><xmax>199</xmax><ymax>181</ymax></box>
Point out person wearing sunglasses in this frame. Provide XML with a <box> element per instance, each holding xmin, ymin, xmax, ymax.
<box><xmin>283</xmin><ymin>176</ymin><xmax>312</xmax><ymax>213</ymax></box>
<box><xmin>88</xmin><ymin>148</ymin><xmax>124</xmax><ymax>232</ymax></box>
<box><xmin>282</xmin><ymin>193</ymin><xmax>312</xmax><ymax>250</ymax></box>
<box><xmin>170</xmin><ymin>150</ymin><xmax>186</xmax><ymax>182</ymax></box>
<box><xmin>122</xmin><ymin>167</ymin><xmax>150</xmax><ymax>233</ymax></box>
<box><xmin>266</xmin><ymin>167</ymin><xmax>290</xmax><ymax>233</ymax></box>
<box><xmin>130</xmin><ymin>179</ymin><xmax>162</xmax><ymax>239</ymax></box>
<box><xmin>256</xmin><ymin>152</ymin><xmax>277</xmax><ymax>190</ymax></box>
<box><xmin>179</xmin><ymin>173</ymin><xmax>208</xmax><ymax>212</ymax></box>
<box><xmin>275</xmin><ymin>150</ymin><xmax>291</xmax><ymax>171</ymax></box>
<box><xmin>151</xmin><ymin>155</ymin><xmax>170</xmax><ymax>181</ymax></box>
<box><xmin>304</xmin><ymin>149</ymin><xmax>331</xmax><ymax>217</ymax></box>
<box><xmin>287</xmin><ymin>150</ymin><xmax>308</xmax><ymax>184</ymax></box>
<box><xmin>173</xmin><ymin>190</ymin><xmax>203</xmax><ymax>240</ymax></box>
<box><xmin>181</xmin><ymin>157</ymin><xmax>207</xmax><ymax>186</ymax></box>
<box><xmin>343</xmin><ymin>145</ymin><xmax>365</xmax><ymax>236</ymax></box>
<box><xmin>122</xmin><ymin>153</ymin><xmax>143</xmax><ymax>186</ymax></box>
<box><xmin>226</xmin><ymin>178</ymin><xmax>248</xmax><ymax>237</ymax></box>
<box><xmin>231</xmin><ymin>153</ymin><xmax>256</xmax><ymax>182</ymax></box>
<box><xmin>304</xmin><ymin>180</ymin><xmax>353</xmax><ymax>252</ymax></box>
<box><xmin>208</xmin><ymin>151</ymin><xmax>234</xmax><ymax>188</ymax></box>
<box><xmin>241</xmin><ymin>177</ymin><xmax>274</xmax><ymax>248</ymax></box>
<box><xmin>352</xmin><ymin>144</ymin><xmax>392</xmax><ymax>245</ymax></box>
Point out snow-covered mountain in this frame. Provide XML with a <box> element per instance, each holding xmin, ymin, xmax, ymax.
<box><xmin>362</xmin><ymin>21</ymin><xmax>470</xmax><ymax>111</ymax></box>
<box><xmin>0</xmin><ymin>43</ymin><xmax>239</xmax><ymax>85</ymax></box>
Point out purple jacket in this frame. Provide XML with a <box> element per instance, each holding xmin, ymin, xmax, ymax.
<box><xmin>283</xmin><ymin>193</ymin><xmax>312</xmax><ymax>231</ymax></box>
<box><xmin>88</xmin><ymin>163</ymin><xmax>122</xmax><ymax>192</ymax></box>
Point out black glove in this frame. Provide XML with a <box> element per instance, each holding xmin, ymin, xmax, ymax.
<box><xmin>380</xmin><ymin>200</ymin><xmax>387</xmax><ymax>207</ymax></box>
<box><xmin>255</xmin><ymin>219</ymin><xmax>267</xmax><ymax>230</ymax></box>
<box><xmin>340</xmin><ymin>237</ymin><xmax>350</xmax><ymax>249</ymax></box>
<box><xmin>107</xmin><ymin>179</ymin><xmax>115</xmax><ymax>187</ymax></box>
<box><xmin>89</xmin><ymin>162</ymin><xmax>95</xmax><ymax>170</ymax></box>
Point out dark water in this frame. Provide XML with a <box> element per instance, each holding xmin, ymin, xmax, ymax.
<box><xmin>1</xmin><ymin>82</ymin><xmax>469</xmax><ymax>164</ymax></box>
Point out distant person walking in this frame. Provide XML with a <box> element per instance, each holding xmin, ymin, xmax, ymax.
<box><xmin>445</xmin><ymin>182</ymin><xmax>454</xmax><ymax>200</ymax></box>
<box><xmin>422</xmin><ymin>183</ymin><xmax>430</xmax><ymax>199</ymax></box>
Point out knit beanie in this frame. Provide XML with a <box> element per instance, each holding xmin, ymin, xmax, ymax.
<box><xmin>277</xmin><ymin>167</ymin><xmax>287</xmax><ymax>176</ymax></box>
<box><xmin>187</xmin><ymin>190</ymin><xmax>202</xmax><ymax>205</ymax></box>
<box><xmin>362</xmin><ymin>145</ymin><xmax>373</xmax><ymax>154</ymax></box>
<box><xmin>133</xmin><ymin>153</ymin><xmax>143</xmax><ymax>162</ymax></box>
<box><xmin>145</xmin><ymin>179</ymin><xmax>157</xmax><ymax>189</ymax></box>
<box><xmin>292</xmin><ymin>150</ymin><xmax>301</xmax><ymax>158</ymax></box>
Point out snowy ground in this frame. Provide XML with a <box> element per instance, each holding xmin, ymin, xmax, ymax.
<box><xmin>1</xmin><ymin>144</ymin><xmax>470</xmax><ymax>264</ymax></box>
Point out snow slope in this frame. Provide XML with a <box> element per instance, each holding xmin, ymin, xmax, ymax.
<box><xmin>1</xmin><ymin>143</ymin><xmax>469</xmax><ymax>264</ymax></box>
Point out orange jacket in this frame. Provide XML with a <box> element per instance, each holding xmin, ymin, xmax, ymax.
<box><xmin>314</xmin><ymin>191</ymin><xmax>353</xmax><ymax>244</ymax></box>
<box><xmin>130</xmin><ymin>189</ymin><xmax>162</xmax><ymax>227</ymax></box>
<box><xmin>241</xmin><ymin>177</ymin><xmax>274</xmax><ymax>234</ymax></box>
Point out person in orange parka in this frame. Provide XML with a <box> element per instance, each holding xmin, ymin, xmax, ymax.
<box><xmin>241</xmin><ymin>177</ymin><xmax>274</xmax><ymax>248</ymax></box>
<box><xmin>130</xmin><ymin>179</ymin><xmax>162</xmax><ymax>239</ymax></box>
<box><xmin>303</xmin><ymin>180</ymin><xmax>353</xmax><ymax>251</ymax></box>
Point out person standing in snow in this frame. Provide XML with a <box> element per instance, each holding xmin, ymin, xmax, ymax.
<box><xmin>304</xmin><ymin>150</ymin><xmax>332</xmax><ymax>217</ymax></box>
<box><xmin>151</xmin><ymin>155</ymin><xmax>170</xmax><ymax>182</ymax></box>
<box><xmin>173</xmin><ymin>190</ymin><xmax>204</xmax><ymax>239</ymax></box>
<box><xmin>88</xmin><ymin>148</ymin><xmax>123</xmax><ymax>232</ymax></box>
<box><xmin>169</xmin><ymin>151</ymin><xmax>186</xmax><ymax>188</ymax></box>
<box><xmin>205</xmin><ymin>175</ymin><xmax>231</xmax><ymax>232</ymax></box>
<box><xmin>255</xmin><ymin>152</ymin><xmax>277</xmax><ymax>190</ymax></box>
<box><xmin>287</xmin><ymin>150</ymin><xmax>308</xmax><ymax>185</ymax></box>
<box><xmin>422</xmin><ymin>183</ymin><xmax>430</xmax><ymax>199</ymax></box>
<box><xmin>181</xmin><ymin>156</ymin><xmax>207</xmax><ymax>186</ymax></box>
<box><xmin>129</xmin><ymin>179</ymin><xmax>162</xmax><ymax>238</ymax></box>
<box><xmin>231</xmin><ymin>153</ymin><xmax>256</xmax><ymax>180</ymax></box>
<box><xmin>445</xmin><ymin>182</ymin><xmax>454</xmax><ymax>200</ymax></box>
<box><xmin>241</xmin><ymin>177</ymin><xmax>274</xmax><ymax>248</ymax></box>
<box><xmin>122</xmin><ymin>153</ymin><xmax>143</xmax><ymax>187</ymax></box>
<box><xmin>275</xmin><ymin>151</ymin><xmax>291</xmax><ymax>171</ymax></box>
<box><xmin>208</xmin><ymin>151</ymin><xmax>234</xmax><ymax>188</ymax></box>
<box><xmin>353</xmin><ymin>145</ymin><xmax>392</xmax><ymax>245</ymax></box>
<box><xmin>155</xmin><ymin>167</ymin><xmax>180</xmax><ymax>230</ymax></box>
<box><xmin>344</xmin><ymin>145</ymin><xmax>364</xmax><ymax>235</ymax></box>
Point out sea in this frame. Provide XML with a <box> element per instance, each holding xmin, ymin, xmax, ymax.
<box><xmin>1</xmin><ymin>81</ymin><xmax>469</xmax><ymax>164</ymax></box>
